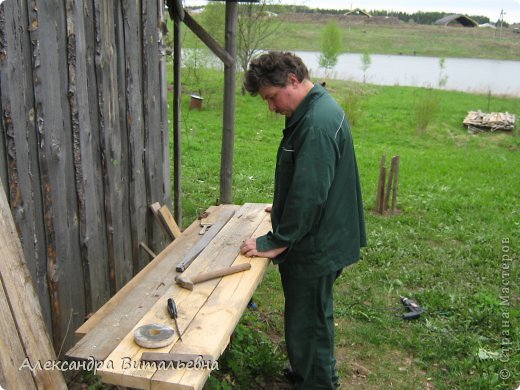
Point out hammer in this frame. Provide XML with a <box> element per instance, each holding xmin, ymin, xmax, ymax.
<box><xmin>175</xmin><ymin>263</ymin><xmax>251</xmax><ymax>290</ymax></box>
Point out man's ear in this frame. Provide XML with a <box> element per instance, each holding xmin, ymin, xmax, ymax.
<box><xmin>287</xmin><ymin>73</ymin><xmax>299</xmax><ymax>86</ymax></box>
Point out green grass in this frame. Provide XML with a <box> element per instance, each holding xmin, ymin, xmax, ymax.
<box><xmin>170</xmin><ymin>68</ymin><xmax>519</xmax><ymax>389</ymax></box>
<box><xmin>175</xmin><ymin>13</ymin><xmax>520</xmax><ymax>60</ymax></box>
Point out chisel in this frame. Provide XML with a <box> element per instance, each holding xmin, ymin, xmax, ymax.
<box><xmin>167</xmin><ymin>298</ymin><xmax>183</xmax><ymax>341</ymax></box>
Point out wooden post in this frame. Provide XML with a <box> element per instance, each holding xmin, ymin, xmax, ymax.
<box><xmin>391</xmin><ymin>156</ymin><xmax>400</xmax><ymax>213</ymax></box>
<box><xmin>374</xmin><ymin>154</ymin><xmax>400</xmax><ymax>215</ymax></box>
<box><xmin>219</xmin><ymin>2</ymin><xmax>238</xmax><ymax>204</ymax></box>
<box><xmin>383</xmin><ymin>158</ymin><xmax>395</xmax><ymax>212</ymax></box>
<box><xmin>173</xmin><ymin>16</ymin><xmax>183</xmax><ymax>227</ymax></box>
<box><xmin>374</xmin><ymin>155</ymin><xmax>386</xmax><ymax>214</ymax></box>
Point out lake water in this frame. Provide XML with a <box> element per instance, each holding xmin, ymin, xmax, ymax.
<box><xmin>295</xmin><ymin>51</ymin><xmax>520</xmax><ymax>97</ymax></box>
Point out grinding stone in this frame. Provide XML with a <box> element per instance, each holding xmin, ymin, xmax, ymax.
<box><xmin>133</xmin><ymin>324</ymin><xmax>175</xmax><ymax>348</ymax></box>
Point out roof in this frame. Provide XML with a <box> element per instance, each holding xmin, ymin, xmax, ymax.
<box><xmin>344</xmin><ymin>8</ymin><xmax>371</xmax><ymax>18</ymax></box>
<box><xmin>434</xmin><ymin>14</ymin><xmax>478</xmax><ymax>27</ymax></box>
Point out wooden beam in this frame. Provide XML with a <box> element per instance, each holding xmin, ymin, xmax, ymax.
<box><xmin>0</xmin><ymin>181</ymin><xmax>67</xmax><ymax>389</ymax></box>
<box><xmin>182</xmin><ymin>10</ymin><xmax>234</xmax><ymax>67</ymax></box>
<box><xmin>220</xmin><ymin>1</ymin><xmax>238</xmax><ymax>204</ymax></box>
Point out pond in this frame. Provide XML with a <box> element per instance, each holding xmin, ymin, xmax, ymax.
<box><xmin>295</xmin><ymin>51</ymin><xmax>520</xmax><ymax>97</ymax></box>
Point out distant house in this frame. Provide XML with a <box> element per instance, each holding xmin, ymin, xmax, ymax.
<box><xmin>434</xmin><ymin>14</ymin><xmax>478</xmax><ymax>27</ymax></box>
<box><xmin>344</xmin><ymin>8</ymin><xmax>371</xmax><ymax>18</ymax></box>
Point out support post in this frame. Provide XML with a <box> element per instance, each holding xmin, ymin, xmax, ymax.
<box><xmin>374</xmin><ymin>155</ymin><xmax>386</xmax><ymax>214</ymax></box>
<box><xmin>220</xmin><ymin>1</ymin><xmax>237</xmax><ymax>204</ymax></box>
<box><xmin>173</xmin><ymin>18</ymin><xmax>182</xmax><ymax>226</ymax></box>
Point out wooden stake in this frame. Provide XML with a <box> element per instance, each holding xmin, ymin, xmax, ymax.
<box><xmin>374</xmin><ymin>155</ymin><xmax>386</xmax><ymax>214</ymax></box>
<box><xmin>391</xmin><ymin>156</ymin><xmax>400</xmax><ymax>213</ymax></box>
<box><xmin>383</xmin><ymin>159</ymin><xmax>395</xmax><ymax>213</ymax></box>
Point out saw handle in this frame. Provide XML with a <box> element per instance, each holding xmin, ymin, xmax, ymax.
<box><xmin>191</xmin><ymin>263</ymin><xmax>251</xmax><ymax>285</ymax></box>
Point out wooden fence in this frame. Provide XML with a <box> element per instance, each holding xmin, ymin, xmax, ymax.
<box><xmin>0</xmin><ymin>0</ymin><xmax>171</xmax><ymax>354</ymax></box>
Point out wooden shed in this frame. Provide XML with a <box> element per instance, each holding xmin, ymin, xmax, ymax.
<box><xmin>0</xmin><ymin>0</ymin><xmax>242</xmax><ymax>364</ymax></box>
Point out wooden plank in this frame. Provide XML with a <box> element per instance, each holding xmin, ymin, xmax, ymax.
<box><xmin>152</xmin><ymin>215</ymin><xmax>272</xmax><ymax>390</ymax></box>
<box><xmin>0</xmin><ymin>0</ymin><xmax>52</xmax><ymax>333</ymax></box>
<box><xmin>0</xmin><ymin>275</ymin><xmax>36</xmax><ymax>389</ymax></box>
<box><xmin>143</xmin><ymin>0</ymin><xmax>169</xmax><ymax>255</ymax></box>
<box><xmin>159</xmin><ymin>1</ymin><xmax>172</xmax><ymax>218</ymax></box>
<box><xmin>0</xmin><ymin>0</ymin><xmax>6</xmax><ymax>192</ymax></box>
<box><xmin>97</xmin><ymin>204</ymin><xmax>270</xmax><ymax>389</ymax></box>
<box><xmin>94</xmin><ymin>0</ymin><xmax>133</xmax><ymax>292</ymax></box>
<box><xmin>150</xmin><ymin>202</ymin><xmax>175</xmax><ymax>240</ymax></box>
<box><xmin>114</xmin><ymin>1</ymin><xmax>135</xmax><ymax>277</ymax></box>
<box><xmin>29</xmin><ymin>0</ymin><xmax>85</xmax><ymax>353</ymax></box>
<box><xmin>67</xmin><ymin>205</ymin><xmax>240</xmax><ymax>361</ymax></box>
<box><xmin>158</xmin><ymin>205</ymin><xmax>183</xmax><ymax>240</ymax></box>
<box><xmin>122</xmin><ymin>0</ymin><xmax>148</xmax><ymax>273</ymax></box>
<box><xmin>66</xmin><ymin>0</ymin><xmax>111</xmax><ymax>315</ymax></box>
<box><xmin>0</xmin><ymin>180</ymin><xmax>67</xmax><ymax>389</ymax></box>
<box><xmin>175</xmin><ymin>208</ymin><xmax>236</xmax><ymax>272</ymax></box>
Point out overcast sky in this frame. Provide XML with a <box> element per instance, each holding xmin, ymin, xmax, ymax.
<box><xmin>184</xmin><ymin>0</ymin><xmax>520</xmax><ymax>23</ymax></box>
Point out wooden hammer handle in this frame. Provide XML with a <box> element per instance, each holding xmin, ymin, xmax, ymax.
<box><xmin>191</xmin><ymin>263</ymin><xmax>251</xmax><ymax>285</ymax></box>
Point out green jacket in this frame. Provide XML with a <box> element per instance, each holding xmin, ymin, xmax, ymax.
<box><xmin>256</xmin><ymin>84</ymin><xmax>366</xmax><ymax>278</ymax></box>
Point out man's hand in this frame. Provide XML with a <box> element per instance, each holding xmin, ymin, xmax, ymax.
<box><xmin>240</xmin><ymin>238</ymin><xmax>287</xmax><ymax>259</ymax></box>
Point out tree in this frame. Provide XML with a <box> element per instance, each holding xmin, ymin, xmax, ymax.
<box><xmin>237</xmin><ymin>1</ymin><xmax>283</xmax><ymax>88</ymax></box>
<box><xmin>201</xmin><ymin>2</ymin><xmax>226</xmax><ymax>45</ymax></box>
<box><xmin>361</xmin><ymin>52</ymin><xmax>371</xmax><ymax>83</ymax></box>
<box><xmin>319</xmin><ymin>21</ymin><xmax>342</xmax><ymax>71</ymax></box>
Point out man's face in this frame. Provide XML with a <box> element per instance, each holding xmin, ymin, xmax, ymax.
<box><xmin>259</xmin><ymin>83</ymin><xmax>298</xmax><ymax>117</ymax></box>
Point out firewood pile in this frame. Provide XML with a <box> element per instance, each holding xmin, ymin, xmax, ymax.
<box><xmin>463</xmin><ymin>110</ymin><xmax>517</xmax><ymax>133</ymax></box>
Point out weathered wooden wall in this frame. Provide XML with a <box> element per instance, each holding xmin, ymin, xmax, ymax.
<box><xmin>0</xmin><ymin>0</ymin><xmax>171</xmax><ymax>354</ymax></box>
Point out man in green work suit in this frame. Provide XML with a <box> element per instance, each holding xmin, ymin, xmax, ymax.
<box><xmin>240</xmin><ymin>51</ymin><xmax>366</xmax><ymax>389</ymax></box>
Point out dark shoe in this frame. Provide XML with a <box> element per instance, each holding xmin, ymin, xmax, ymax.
<box><xmin>282</xmin><ymin>367</ymin><xmax>297</xmax><ymax>384</ymax></box>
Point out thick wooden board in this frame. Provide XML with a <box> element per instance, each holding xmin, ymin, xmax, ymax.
<box><xmin>97</xmin><ymin>204</ymin><xmax>271</xmax><ymax>389</ymax></box>
<box><xmin>0</xmin><ymin>276</ymin><xmax>36</xmax><ymax>389</ymax></box>
<box><xmin>29</xmin><ymin>0</ymin><xmax>85</xmax><ymax>353</ymax></box>
<box><xmin>66</xmin><ymin>0</ymin><xmax>111</xmax><ymax>315</ymax></box>
<box><xmin>67</xmin><ymin>205</ymin><xmax>239</xmax><ymax>361</ymax></box>
<box><xmin>0</xmin><ymin>0</ymin><xmax>51</xmax><ymax>331</ymax></box>
<box><xmin>152</xmin><ymin>216</ymin><xmax>272</xmax><ymax>390</ymax></box>
<box><xmin>0</xmin><ymin>181</ymin><xmax>66</xmax><ymax>389</ymax></box>
<box><xmin>122</xmin><ymin>0</ymin><xmax>148</xmax><ymax>273</ymax></box>
<box><xmin>143</xmin><ymin>0</ymin><xmax>170</xmax><ymax>254</ymax></box>
<box><xmin>94</xmin><ymin>0</ymin><xmax>133</xmax><ymax>293</ymax></box>
<box><xmin>175</xmin><ymin>208</ymin><xmax>236</xmax><ymax>272</ymax></box>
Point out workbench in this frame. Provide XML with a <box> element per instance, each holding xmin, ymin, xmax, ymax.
<box><xmin>66</xmin><ymin>203</ymin><xmax>272</xmax><ymax>389</ymax></box>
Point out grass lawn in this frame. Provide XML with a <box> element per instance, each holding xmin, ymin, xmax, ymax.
<box><xmin>170</xmin><ymin>66</ymin><xmax>519</xmax><ymax>389</ymax></box>
<box><xmin>176</xmin><ymin>14</ymin><xmax>520</xmax><ymax>60</ymax></box>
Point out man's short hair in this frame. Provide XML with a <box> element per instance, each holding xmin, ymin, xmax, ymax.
<box><xmin>243</xmin><ymin>51</ymin><xmax>309</xmax><ymax>96</ymax></box>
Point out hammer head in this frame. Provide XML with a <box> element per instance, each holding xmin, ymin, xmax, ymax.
<box><xmin>175</xmin><ymin>275</ymin><xmax>194</xmax><ymax>290</ymax></box>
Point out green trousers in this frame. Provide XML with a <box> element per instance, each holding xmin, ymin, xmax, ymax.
<box><xmin>281</xmin><ymin>269</ymin><xmax>341</xmax><ymax>389</ymax></box>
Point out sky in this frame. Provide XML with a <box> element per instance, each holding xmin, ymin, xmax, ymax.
<box><xmin>183</xmin><ymin>0</ymin><xmax>520</xmax><ymax>24</ymax></box>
